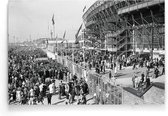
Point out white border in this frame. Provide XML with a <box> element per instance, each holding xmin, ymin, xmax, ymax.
<box><xmin>0</xmin><ymin>0</ymin><xmax>168</xmax><ymax>116</ymax></box>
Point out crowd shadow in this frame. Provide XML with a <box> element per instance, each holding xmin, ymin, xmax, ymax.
<box><xmin>52</xmin><ymin>100</ymin><xmax>65</xmax><ymax>105</ymax></box>
<box><xmin>86</xmin><ymin>97</ymin><xmax>94</xmax><ymax>102</ymax></box>
<box><xmin>114</xmin><ymin>73</ymin><xmax>127</xmax><ymax>78</ymax></box>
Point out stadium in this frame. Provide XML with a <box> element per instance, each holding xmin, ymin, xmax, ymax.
<box><xmin>82</xmin><ymin>0</ymin><xmax>165</xmax><ymax>59</ymax></box>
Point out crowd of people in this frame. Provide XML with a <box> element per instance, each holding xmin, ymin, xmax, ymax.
<box><xmin>8</xmin><ymin>44</ymin><xmax>165</xmax><ymax>105</ymax></box>
<box><xmin>8</xmin><ymin>45</ymin><xmax>89</xmax><ymax>105</ymax></box>
<box><xmin>60</xmin><ymin>49</ymin><xmax>165</xmax><ymax>92</ymax></box>
<box><xmin>63</xmin><ymin>49</ymin><xmax>165</xmax><ymax>78</ymax></box>
<box><xmin>131</xmin><ymin>56</ymin><xmax>165</xmax><ymax>92</ymax></box>
<box><xmin>132</xmin><ymin>72</ymin><xmax>151</xmax><ymax>91</ymax></box>
<box><xmin>66</xmin><ymin>50</ymin><xmax>117</xmax><ymax>74</ymax></box>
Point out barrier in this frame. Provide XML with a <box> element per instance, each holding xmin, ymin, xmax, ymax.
<box><xmin>104</xmin><ymin>83</ymin><xmax>123</xmax><ymax>104</ymax></box>
<box><xmin>56</xmin><ymin>55</ymin><xmax>123</xmax><ymax>104</ymax></box>
<box><xmin>86</xmin><ymin>73</ymin><xmax>123</xmax><ymax>104</ymax></box>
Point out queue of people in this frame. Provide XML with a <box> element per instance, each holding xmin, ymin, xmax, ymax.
<box><xmin>8</xmin><ymin>45</ymin><xmax>89</xmax><ymax>105</ymax></box>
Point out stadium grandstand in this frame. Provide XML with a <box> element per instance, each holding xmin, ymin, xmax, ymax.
<box><xmin>82</xmin><ymin>0</ymin><xmax>165</xmax><ymax>58</ymax></box>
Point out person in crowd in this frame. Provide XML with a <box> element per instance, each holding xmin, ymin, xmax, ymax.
<box><xmin>29</xmin><ymin>87</ymin><xmax>34</xmax><ymax>105</ymax></box>
<box><xmin>47</xmin><ymin>80</ymin><xmax>56</xmax><ymax>104</ymax></box>
<box><xmin>132</xmin><ymin>73</ymin><xmax>136</xmax><ymax>88</ymax></box>
<box><xmin>77</xmin><ymin>99</ymin><xmax>81</xmax><ymax>105</ymax></box>
<box><xmin>16</xmin><ymin>87</ymin><xmax>22</xmax><ymax>104</ymax></box>
<box><xmin>153</xmin><ymin>66</ymin><xmax>159</xmax><ymax>78</ymax></box>
<box><xmin>102</xmin><ymin>60</ymin><xmax>106</xmax><ymax>73</ymax></box>
<box><xmin>134</xmin><ymin>75</ymin><xmax>139</xmax><ymax>89</ymax></box>
<box><xmin>81</xmin><ymin>94</ymin><xmax>87</xmax><ymax>104</ymax></box>
<box><xmin>34</xmin><ymin>83</ymin><xmax>40</xmax><ymax>104</ymax></box>
<box><xmin>38</xmin><ymin>82</ymin><xmax>44</xmax><ymax>104</ymax></box>
<box><xmin>58</xmin><ymin>81</ymin><xmax>63</xmax><ymax>99</ymax></box>
<box><xmin>65</xmin><ymin>83</ymin><xmax>69</xmax><ymax>100</ymax></box>
<box><xmin>146</xmin><ymin>77</ymin><xmax>151</xmax><ymax>88</ymax></box>
<box><xmin>162</xmin><ymin>65</ymin><xmax>165</xmax><ymax>75</ymax></box>
<box><xmin>75</xmin><ymin>82</ymin><xmax>80</xmax><ymax>101</ymax></box>
<box><xmin>114</xmin><ymin>65</ymin><xmax>117</xmax><ymax>76</ymax></box>
<box><xmin>140</xmin><ymin>73</ymin><xmax>145</xmax><ymax>83</ymax></box>
<box><xmin>70</xmin><ymin>84</ymin><xmax>76</xmax><ymax>103</ymax></box>
<box><xmin>146</xmin><ymin>60</ymin><xmax>150</xmax><ymax>71</ymax></box>
<box><xmin>46</xmin><ymin>91</ymin><xmax>51</xmax><ymax>105</ymax></box>
<box><xmin>109</xmin><ymin>70</ymin><xmax>112</xmax><ymax>81</ymax></box>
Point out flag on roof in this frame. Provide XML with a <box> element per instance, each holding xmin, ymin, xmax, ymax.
<box><xmin>75</xmin><ymin>24</ymin><xmax>83</xmax><ymax>44</ymax></box>
<box><xmin>52</xmin><ymin>14</ymin><xmax>55</xmax><ymax>25</ymax></box>
<box><xmin>63</xmin><ymin>31</ymin><xmax>66</xmax><ymax>39</ymax></box>
<box><xmin>83</xmin><ymin>6</ymin><xmax>86</xmax><ymax>12</ymax></box>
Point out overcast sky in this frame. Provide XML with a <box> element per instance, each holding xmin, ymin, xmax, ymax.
<box><xmin>8</xmin><ymin>0</ymin><xmax>96</xmax><ymax>43</ymax></box>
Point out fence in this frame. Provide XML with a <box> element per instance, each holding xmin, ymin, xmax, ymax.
<box><xmin>56</xmin><ymin>54</ymin><xmax>123</xmax><ymax>104</ymax></box>
<box><xmin>56</xmin><ymin>55</ymin><xmax>88</xmax><ymax>79</ymax></box>
<box><xmin>87</xmin><ymin>73</ymin><xmax>123</xmax><ymax>104</ymax></box>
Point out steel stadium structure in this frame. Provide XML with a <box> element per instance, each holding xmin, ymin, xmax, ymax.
<box><xmin>82</xmin><ymin>0</ymin><xmax>165</xmax><ymax>58</ymax></box>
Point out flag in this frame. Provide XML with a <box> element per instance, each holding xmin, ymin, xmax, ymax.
<box><xmin>75</xmin><ymin>24</ymin><xmax>83</xmax><ymax>44</ymax></box>
<box><xmin>52</xmin><ymin>14</ymin><xmax>55</xmax><ymax>25</ymax></box>
<box><xmin>63</xmin><ymin>31</ymin><xmax>66</xmax><ymax>39</ymax></box>
<box><xmin>83</xmin><ymin>6</ymin><xmax>86</xmax><ymax>12</ymax></box>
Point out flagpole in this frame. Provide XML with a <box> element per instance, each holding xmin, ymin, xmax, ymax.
<box><xmin>55</xmin><ymin>25</ymin><xmax>57</xmax><ymax>60</ymax></box>
<box><xmin>53</xmin><ymin>24</ymin><xmax>56</xmax><ymax>55</ymax></box>
<box><xmin>52</xmin><ymin>14</ymin><xmax>57</xmax><ymax>58</ymax></box>
<box><xmin>53</xmin><ymin>24</ymin><xmax>55</xmax><ymax>39</ymax></box>
<box><xmin>83</xmin><ymin>29</ymin><xmax>85</xmax><ymax>68</ymax></box>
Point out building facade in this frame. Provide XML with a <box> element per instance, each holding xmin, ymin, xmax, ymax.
<box><xmin>82</xmin><ymin>0</ymin><xmax>165</xmax><ymax>57</ymax></box>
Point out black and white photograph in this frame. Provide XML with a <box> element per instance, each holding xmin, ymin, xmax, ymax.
<box><xmin>7</xmin><ymin>0</ymin><xmax>165</xmax><ymax>105</ymax></box>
